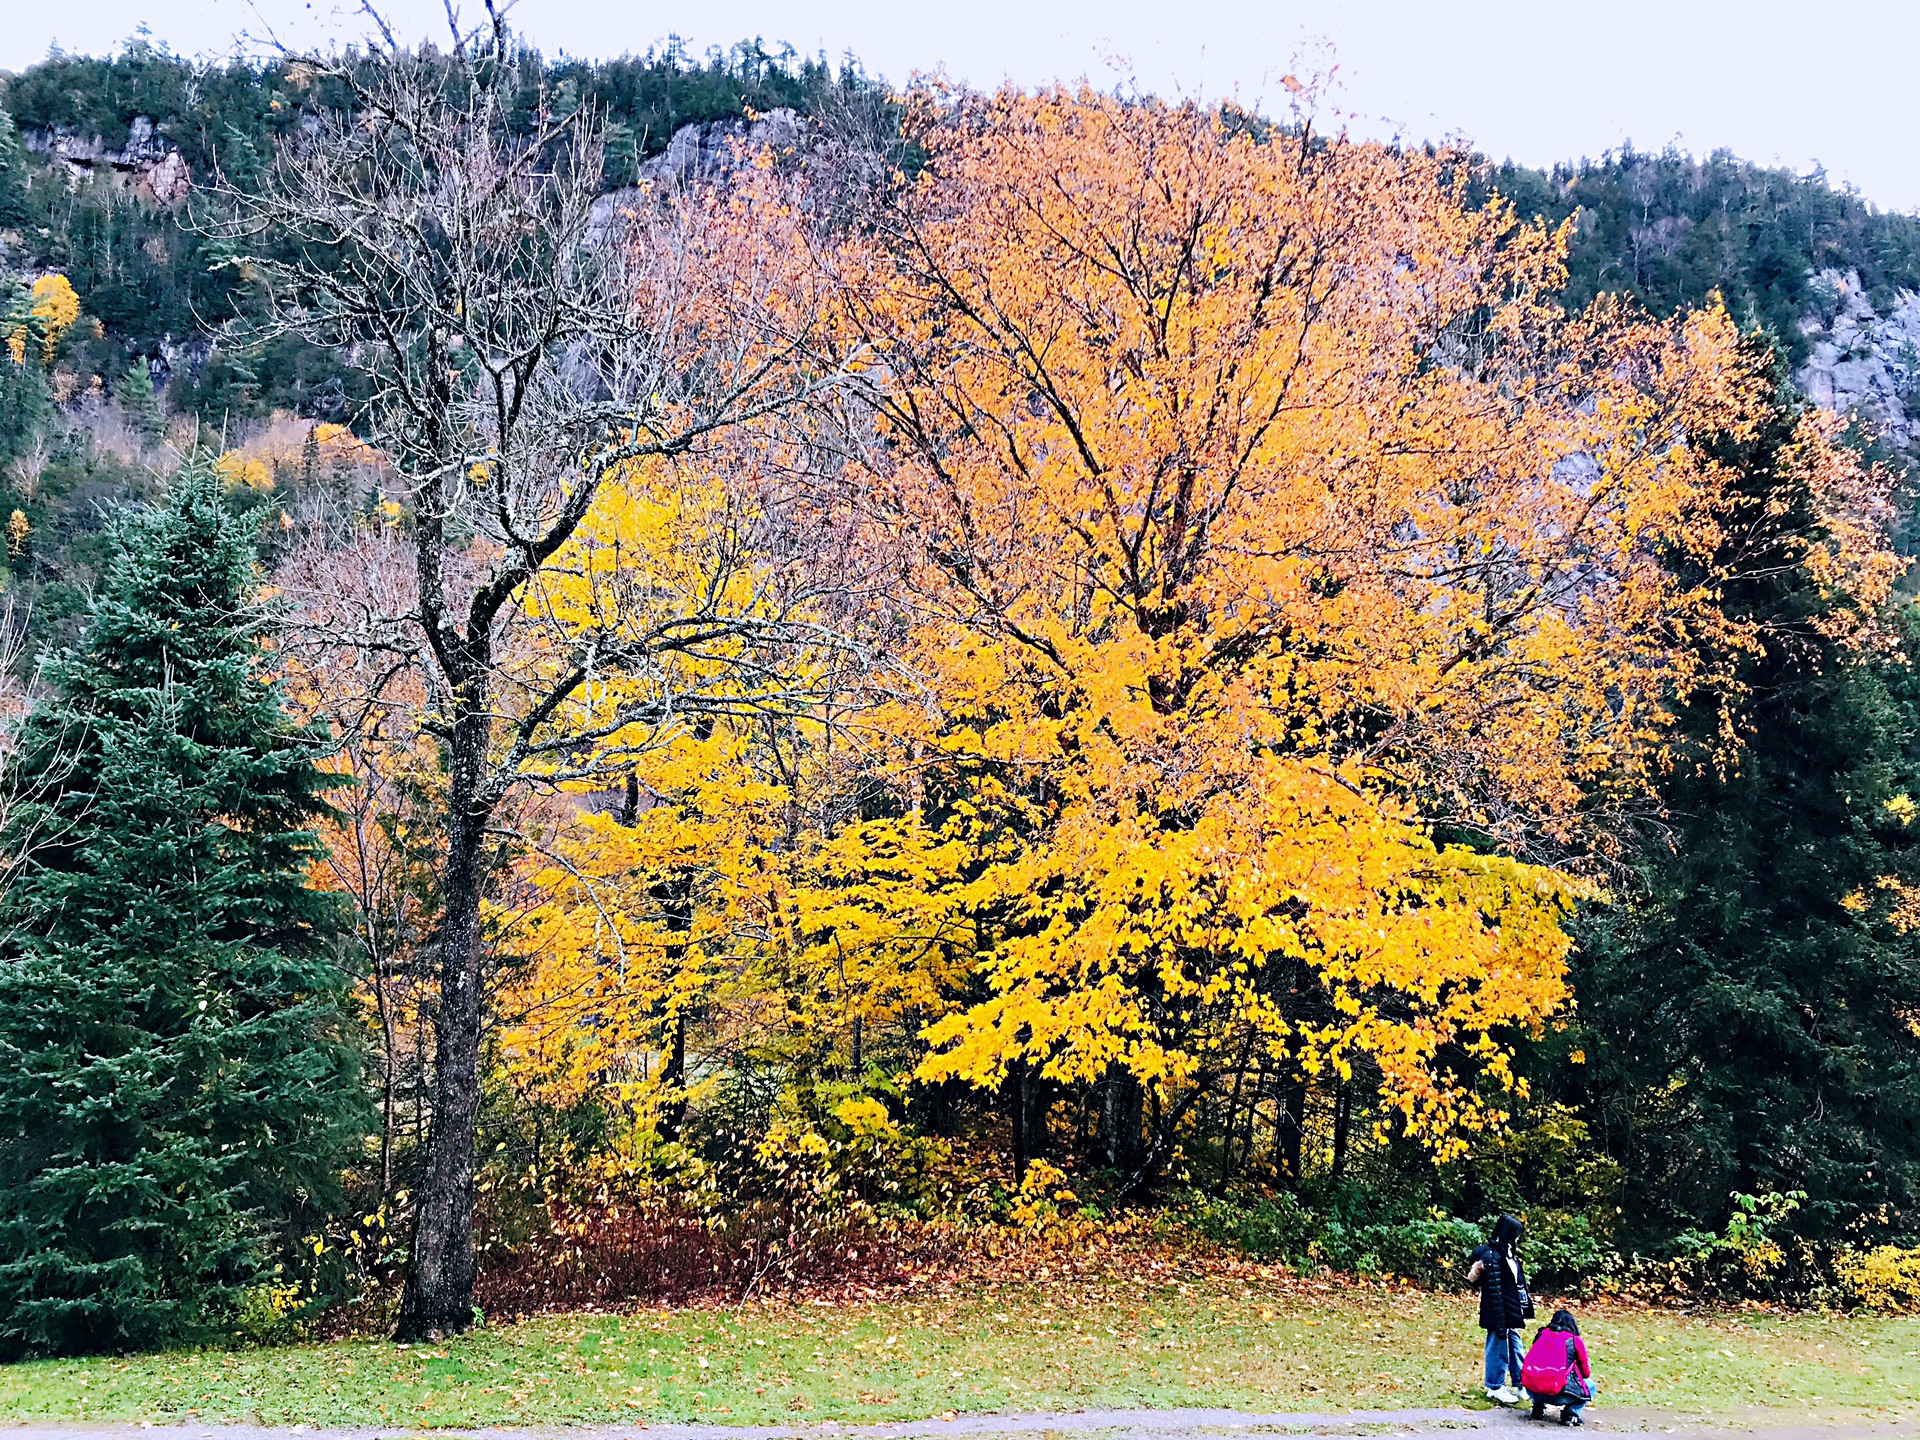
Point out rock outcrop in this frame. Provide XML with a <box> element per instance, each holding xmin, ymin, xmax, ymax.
<box><xmin>635</xmin><ymin>107</ymin><xmax>809</xmax><ymax>189</ymax></box>
<box><xmin>586</xmin><ymin>108</ymin><xmax>813</xmax><ymax>242</ymax></box>
<box><xmin>21</xmin><ymin>115</ymin><xmax>192</xmax><ymax>204</ymax></box>
<box><xmin>1796</xmin><ymin>268</ymin><xmax>1920</xmax><ymax>452</ymax></box>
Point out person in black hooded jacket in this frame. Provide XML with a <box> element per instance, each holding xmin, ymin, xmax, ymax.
<box><xmin>1467</xmin><ymin>1214</ymin><xmax>1530</xmax><ymax>1403</ymax></box>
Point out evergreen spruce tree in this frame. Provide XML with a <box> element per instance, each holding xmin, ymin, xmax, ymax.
<box><xmin>118</xmin><ymin>358</ymin><xmax>160</xmax><ymax>439</ymax></box>
<box><xmin>1565</xmin><ymin>363</ymin><xmax>1920</xmax><ymax>1247</ymax></box>
<box><xmin>0</xmin><ymin>103</ymin><xmax>26</xmax><ymax>229</ymax></box>
<box><xmin>0</xmin><ymin>458</ymin><xmax>367</xmax><ymax>1357</ymax></box>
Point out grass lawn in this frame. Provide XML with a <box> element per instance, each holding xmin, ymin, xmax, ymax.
<box><xmin>1</xmin><ymin>1279</ymin><xmax>1915</xmax><ymax>1428</ymax></box>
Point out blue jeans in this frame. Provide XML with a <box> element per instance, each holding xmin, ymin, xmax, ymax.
<box><xmin>1483</xmin><ymin>1328</ymin><xmax>1523</xmax><ymax>1389</ymax></box>
<box><xmin>1562</xmin><ymin>1376</ymin><xmax>1595</xmax><ymax>1417</ymax></box>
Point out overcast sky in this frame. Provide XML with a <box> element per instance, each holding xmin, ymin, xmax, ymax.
<box><xmin>6</xmin><ymin>0</ymin><xmax>1917</xmax><ymax>212</ymax></box>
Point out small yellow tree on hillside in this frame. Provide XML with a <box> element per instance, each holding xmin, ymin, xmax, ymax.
<box><xmin>6</xmin><ymin>273</ymin><xmax>80</xmax><ymax>365</ymax></box>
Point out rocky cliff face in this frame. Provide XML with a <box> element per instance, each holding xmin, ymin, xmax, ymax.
<box><xmin>20</xmin><ymin>115</ymin><xmax>192</xmax><ymax>204</ymax></box>
<box><xmin>20</xmin><ymin>107</ymin><xmax>815</xmax><ymax>221</ymax></box>
<box><xmin>1796</xmin><ymin>268</ymin><xmax>1920</xmax><ymax>452</ymax></box>
<box><xmin>636</xmin><ymin>107</ymin><xmax>809</xmax><ymax>188</ymax></box>
<box><xmin>586</xmin><ymin>108</ymin><xmax>812</xmax><ymax>243</ymax></box>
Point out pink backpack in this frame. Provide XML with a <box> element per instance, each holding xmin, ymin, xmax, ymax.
<box><xmin>1521</xmin><ymin>1329</ymin><xmax>1577</xmax><ymax>1397</ymax></box>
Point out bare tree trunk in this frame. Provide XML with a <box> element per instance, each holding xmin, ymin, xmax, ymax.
<box><xmin>1010</xmin><ymin>1060</ymin><xmax>1034</xmax><ymax>1183</ymax></box>
<box><xmin>1215</xmin><ymin>1054</ymin><xmax>1249</xmax><ymax>1196</ymax></box>
<box><xmin>659</xmin><ymin>1013</ymin><xmax>688</xmax><ymax>1141</ymax></box>
<box><xmin>653</xmin><ymin>863</ymin><xmax>694</xmax><ymax>1142</ymax></box>
<box><xmin>395</xmin><ymin>802</ymin><xmax>488</xmax><ymax>1339</ymax></box>
<box><xmin>1278</xmin><ymin>1074</ymin><xmax>1309</xmax><ymax>1184</ymax></box>
<box><xmin>1100</xmin><ymin>1064</ymin><xmax>1145</xmax><ymax>1173</ymax></box>
<box><xmin>1331</xmin><ymin>1078</ymin><xmax>1353</xmax><ymax>1180</ymax></box>
<box><xmin>375</xmin><ymin>957</ymin><xmax>397</xmax><ymax>1205</ymax></box>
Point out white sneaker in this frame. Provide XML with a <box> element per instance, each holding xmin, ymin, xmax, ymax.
<box><xmin>1494</xmin><ymin>1387</ymin><xmax>1522</xmax><ymax>1406</ymax></box>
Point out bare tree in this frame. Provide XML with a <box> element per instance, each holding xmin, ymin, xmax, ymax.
<box><xmin>230</xmin><ymin>7</ymin><xmax>850</xmax><ymax>1337</ymax></box>
<box><xmin>0</xmin><ymin>599</ymin><xmax>70</xmax><ymax>898</ymax></box>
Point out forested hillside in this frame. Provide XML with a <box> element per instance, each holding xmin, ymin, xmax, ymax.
<box><xmin>3</xmin><ymin>35</ymin><xmax>1920</xmax><ymax>1356</ymax></box>
<box><xmin>6</xmin><ymin>46</ymin><xmax>1919</xmax><ymax>435</ymax></box>
<box><xmin>4</xmin><ymin>45</ymin><xmax>1917</xmax><ymax>622</ymax></box>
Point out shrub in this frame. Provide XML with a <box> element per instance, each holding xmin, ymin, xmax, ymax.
<box><xmin>1178</xmin><ymin>1192</ymin><xmax>1320</xmax><ymax>1265</ymax></box>
<box><xmin>1834</xmin><ymin>1245</ymin><xmax>1920</xmax><ymax>1312</ymax></box>
<box><xmin>1464</xmin><ymin>1104</ymin><xmax>1625</xmax><ymax>1226</ymax></box>
<box><xmin>819</xmin><ymin>1094</ymin><xmax>953</xmax><ymax>1217</ymax></box>
<box><xmin>1318</xmin><ymin>1215</ymin><xmax>1484</xmax><ymax>1286</ymax></box>
<box><xmin>1008</xmin><ymin>1160</ymin><xmax>1079</xmax><ymax>1230</ymax></box>
<box><xmin>470</xmin><ymin>1083</ymin><xmax>961</xmax><ymax>1316</ymax></box>
<box><xmin>1178</xmin><ymin>1191</ymin><xmax>1486</xmax><ymax>1285</ymax></box>
<box><xmin>231</xmin><ymin>1282</ymin><xmax>313</xmax><ymax>1346</ymax></box>
<box><xmin>1523</xmin><ymin>1211</ymin><xmax>1619</xmax><ymax>1292</ymax></box>
<box><xmin>1664</xmin><ymin>1191</ymin><xmax>1820</xmax><ymax>1303</ymax></box>
<box><xmin>473</xmin><ymin>1195</ymin><xmax>909</xmax><ymax>1314</ymax></box>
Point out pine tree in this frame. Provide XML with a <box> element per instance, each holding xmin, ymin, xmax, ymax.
<box><xmin>1564</xmin><ymin>366</ymin><xmax>1920</xmax><ymax>1247</ymax></box>
<box><xmin>1574</xmin><ymin>634</ymin><xmax>1920</xmax><ymax>1244</ymax></box>
<box><xmin>0</xmin><ymin>103</ymin><xmax>26</xmax><ymax>229</ymax></box>
<box><xmin>0</xmin><ymin>458</ymin><xmax>368</xmax><ymax>1357</ymax></box>
<box><xmin>119</xmin><ymin>358</ymin><xmax>160</xmax><ymax>439</ymax></box>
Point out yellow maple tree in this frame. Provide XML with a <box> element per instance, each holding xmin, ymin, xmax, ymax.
<box><xmin>824</xmin><ymin>88</ymin><xmax>1895</xmax><ymax>1165</ymax></box>
<box><xmin>492</xmin><ymin>434</ymin><xmax>878</xmax><ymax>1157</ymax></box>
<box><xmin>494</xmin><ymin>441</ymin><xmax>978</xmax><ymax>1167</ymax></box>
<box><xmin>492</xmin><ymin>88</ymin><xmax>1896</xmax><ymax>1185</ymax></box>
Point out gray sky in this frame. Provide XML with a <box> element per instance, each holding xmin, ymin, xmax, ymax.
<box><xmin>7</xmin><ymin>0</ymin><xmax>1918</xmax><ymax>213</ymax></box>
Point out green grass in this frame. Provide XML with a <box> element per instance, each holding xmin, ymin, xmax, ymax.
<box><xmin>1</xmin><ymin>1281</ymin><xmax>1915</xmax><ymax>1427</ymax></box>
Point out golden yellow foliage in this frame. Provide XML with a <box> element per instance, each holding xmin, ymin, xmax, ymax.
<box><xmin>215</xmin><ymin>417</ymin><xmax>384</xmax><ymax>492</ymax></box>
<box><xmin>30</xmin><ymin>275</ymin><xmax>80</xmax><ymax>364</ymax></box>
<box><xmin>494</xmin><ymin>434</ymin><xmax>972</xmax><ymax>1149</ymax></box>
<box><xmin>8</xmin><ymin>273</ymin><xmax>81</xmax><ymax>365</ymax></box>
<box><xmin>1834</xmin><ymin>1244</ymin><xmax>1920</xmax><ymax>1311</ymax></box>
<box><xmin>496</xmin><ymin>726</ymin><xmax>782</xmax><ymax>1131</ymax></box>
<box><xmin>492</xmin><ymin>451</ymin><xmax>819</xmax><ymax>1133</ymax></box>
<box><xmin>214</xmin><ymin>451</ymin><xmax>276</xmax><ymax>491</ymax></box>
<box><xmin>474</xmin><ymin>89</ymin><xmax>1902</xmax><ymax>1177</ymax></box>
<box><xmin>1870</xmin><ymin>874</ymin><xmax>1920</xmax><ymax>933</ymax></box>
<box><xmin>1007</xmin><ymin>1158</ymin><xmax>1078</xmax><ymax>1229</ymax></box>
<box><xmin>823</xmin><ymin>89</ymin><xmax>1892</xmax><ymax>1159</ymax></box>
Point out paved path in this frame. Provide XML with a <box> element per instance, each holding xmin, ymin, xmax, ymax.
<box><xmin>5</xmin><ymin>1407</ymin><xmax>1917</xmax><ymax>1440</ymax></box>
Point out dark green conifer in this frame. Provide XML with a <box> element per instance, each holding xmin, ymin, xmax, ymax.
<box><xmin>0</xmin><ymin>103</ymin><xmax>26</xmax><ymax>228</ymax></box>
<box><xmin>0</xmin><ymin>458</ymin><xmax>367</xmax><ymax>1357</ymax></box>
<box><xmin>1566</xmin><ymin>362</ymin><xmax>1920</xmax><ymax>1246</ymax></box>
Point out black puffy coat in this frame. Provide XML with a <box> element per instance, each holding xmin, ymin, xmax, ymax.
<box><xmin>1471</xmin><ymin>1216</ymin><xmax>1529</xmax><ymax>1330</ymax></box>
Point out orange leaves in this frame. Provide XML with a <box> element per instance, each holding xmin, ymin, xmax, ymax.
<box><xmin>845</xmin><ymin>93</ymin><xmax>1771</xmax><ymax>844</ymax></box>
<box><xmin>831</xmin><ymin>88</ymin><xmax>1872</xmax><ymax>1154</ymax></box>
<box><xmin>483</xmin><ymin>87</ymin><xmax>1903</xmax><ymax>1169</ymax></box>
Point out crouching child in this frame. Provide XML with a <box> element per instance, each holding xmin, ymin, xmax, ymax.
<box><xmin>1521</xmin><ymin>1309</ymin><xmax>1594</xmax><ymax>1426</ymax></box>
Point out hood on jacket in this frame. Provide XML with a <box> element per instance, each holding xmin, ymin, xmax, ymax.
<box><xmin>1491</xmin><ymin>1213</ymin><xmax>1524</xmax><ymax>1253</ymax></box>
